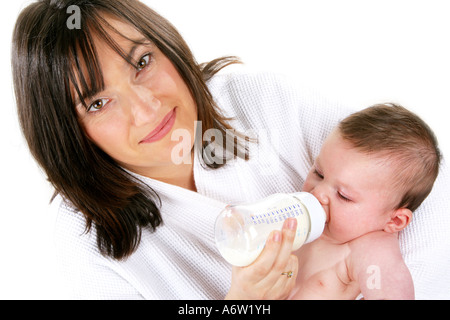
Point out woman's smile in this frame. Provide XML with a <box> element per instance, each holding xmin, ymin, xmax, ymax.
<box><xmin>139</xmin><ymin>107</ymin><xmax>177</xmax><ymax>144</ymax></box>
<box><xmin>74</xmin><ymin>16</ymin><xmax>198</xmax><ymax>177</ymax></box>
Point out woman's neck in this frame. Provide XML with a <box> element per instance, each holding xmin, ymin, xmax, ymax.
<box><xmin>127</xmin><ymin>152</ymin><xmax>197</xmax><ymax>192</ymax></box>
<box><xmin>157</xmin><ymin>163</ymin><xmax>197</xmax><ymax>192</ymax></box>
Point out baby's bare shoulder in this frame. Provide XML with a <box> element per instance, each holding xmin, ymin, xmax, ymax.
<box><xmin>347</xmin><ymin>232</ymin><xmax>402</xmax><ymax>276</ymax></box>
<box><xmin>347</xmin><ymin>232</ymin><xmax>414</xmax><ymax>299</ymax></box>
<box><xmin>349</xmin><ymin>231</ymin><xmax>399</xmax><ymax>252</ymax></box>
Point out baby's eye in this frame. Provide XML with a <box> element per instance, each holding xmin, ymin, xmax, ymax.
<box><xmin>136</xmin><ymin>54</ymin><xmax>150</xmax><ymax>71</ymax></box>
<box><xmin>338</xmin><ymin>192</ymin><xmax>352</xmax><ymax>202</ymax></box>
<box><xmin>87</xmin><ymin>98</ymin><xmax>109</xmax><ymax>112</ymax></box>
<box><xmin>314</xmin><ymin>169</ymin><xmax>324</xmax><ymax>179</ymax></box>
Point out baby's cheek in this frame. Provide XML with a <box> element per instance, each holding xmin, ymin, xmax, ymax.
<box><xmin>301</xmin><ymin>174</ymin><xmax>315</xmax><ymax>192</ymax></box>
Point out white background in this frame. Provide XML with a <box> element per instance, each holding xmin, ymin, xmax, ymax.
<box><xmin>1</xmin><ymin>0</ymin><xmax>449</xmax><ymax>299</ymax></box>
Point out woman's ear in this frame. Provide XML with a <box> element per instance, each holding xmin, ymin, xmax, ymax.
<box><xmin>384</xmin><ymin>208</ymin><xmax>412</xmax><ymax>233</ymax></box>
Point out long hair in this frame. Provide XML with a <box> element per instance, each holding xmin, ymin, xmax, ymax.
<box><xmin>12</xmin><ymin>0</ymin><xmax>248</xmax><ymax>260</ymax></box>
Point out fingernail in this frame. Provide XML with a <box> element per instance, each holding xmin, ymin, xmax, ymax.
<box><xmin>288</xmin><ymin>218</ymin><xmax>297</xmax><ymax>230</ymax></box>
<box><xmin>273</xmin><ymin>231</ymin><xmax>281</xmax><ymax>242</ymax></box>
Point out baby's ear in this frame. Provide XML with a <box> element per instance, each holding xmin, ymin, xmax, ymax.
<box><xmin>384</xmin><ymin>208</ymin><xmax>412</xmax><ymax>233</ymax></box>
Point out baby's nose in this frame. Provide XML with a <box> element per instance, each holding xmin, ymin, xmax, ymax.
<box><xmin>310</xmin><ymin>188</ymin><xmax>328</xmax><ymax>205</ymax></box>
<box><xmin>310</xmin><ymin>191</ymin><xmax>330</xmax><ymax>223</ymax></box>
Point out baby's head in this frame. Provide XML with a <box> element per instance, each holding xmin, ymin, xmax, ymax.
<box><xmin>303</xmin><ymin>103</ymin><xmax>441</xmax><ymax>243</ymax></box>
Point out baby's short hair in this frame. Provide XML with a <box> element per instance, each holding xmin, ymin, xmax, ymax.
<box><xmin>338</xmin><ymin>103</ymin><xmax>441</xmax><ymax>212</ymax></box>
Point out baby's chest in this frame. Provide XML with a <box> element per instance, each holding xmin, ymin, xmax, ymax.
<box><xmin>292</xmin><ymin>242</ymin><xmax>359</xmax><ymax>299</ymax></box>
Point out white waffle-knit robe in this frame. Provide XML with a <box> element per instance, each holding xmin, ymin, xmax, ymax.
<box><xmin>54</xmin><ymin>71</ymin><xmax>450</xmax><ymax>299</ymax></box>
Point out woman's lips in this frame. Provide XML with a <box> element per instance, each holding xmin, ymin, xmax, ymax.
<box><xmin>139</xmin><ymin>108</ymin><xmax>176</xmax><ymax>144</ymax></box>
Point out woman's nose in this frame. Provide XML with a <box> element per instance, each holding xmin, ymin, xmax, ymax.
<box><xmin>128</xmin><ymin>88</ymin><xmax>161</xmax><ymax>127</ymax></box>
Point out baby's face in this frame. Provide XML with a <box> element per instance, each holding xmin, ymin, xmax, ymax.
<box><xmin>303</xmin><ymin>130</ymin><xmax>400</xmax><ymax>243</ymax></box>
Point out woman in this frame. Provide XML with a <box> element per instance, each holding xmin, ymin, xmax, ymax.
<box><xmin>13</xmin><ymin>0</ymin><xmax>306</xmax><ymax>299</ymax></box>
<box><xmin>12</xmin><ymin>0</ymin><xmax>450</xmax><ymax>299</ymax></box>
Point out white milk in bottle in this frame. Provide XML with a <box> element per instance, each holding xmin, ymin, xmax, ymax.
<box><xmin>214</xmin><ymin>192</ymin><xmax>326</xmax><ymax>267</ymax></box>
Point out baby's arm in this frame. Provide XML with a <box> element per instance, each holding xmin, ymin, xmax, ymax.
<box><xmin>348</xmin><ymin>231</ymin><xmax>414</xmax><ymax>300</ymax></box>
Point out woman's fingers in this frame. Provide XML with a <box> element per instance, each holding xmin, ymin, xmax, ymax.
<box><xmin>257</xmin><ymin>218</ymin><xmax>298</xmax><ymax>287</ymax></box>
<box><xmin>253</xmin><ymin>218</ymin><xmax>299</xmax><ymax>299</ymax></box>
<box><xmin>272</xmin><ymin>253</ymin><xmax>299</xmax><ymax>299</ymax></box>
<box><xmin>249</xmin><ymin>229</ymin><xmax>283</xmax><ymax>278</ymax></box>
<box><xmin>273</xmin><ymin>218</ymin><xmax>297</xmax><ymax>272</ymax></box>
<box><xmin>251</xmin><ymin>218</ymin><xmax>297</xmax><ymax>273</ymax></box>
<box><xmin>226</xmin><ymin>218</ymin><xmax>299</xmax><ymax>300</ymax></box>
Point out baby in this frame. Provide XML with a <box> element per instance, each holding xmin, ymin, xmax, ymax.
<box><xmin>289</xmin><ymin>103</ymin><xmax>441</xmax><ymax>300</ymax></box>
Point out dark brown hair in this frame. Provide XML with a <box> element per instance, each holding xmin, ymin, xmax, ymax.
<box><xmin>339</xmin><ymin>103</ymin><xmax>441</xmax><ymax>212</ymax></box>
<box><xmin>12</xmin><ymin>0</ymin><xmax>247</xmax><ymax>259</ymax></box>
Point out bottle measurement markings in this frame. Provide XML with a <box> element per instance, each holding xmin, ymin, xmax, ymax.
<box><xmin>251</xmin><ymin>203</ymin><xmax>305</xmax><ymax>225</ymax></box>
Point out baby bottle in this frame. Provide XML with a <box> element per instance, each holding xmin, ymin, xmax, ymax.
<box><xmin>214</xmin><ymin>192</ymin><xmax>326</xmax><ymax>267</ymax></box>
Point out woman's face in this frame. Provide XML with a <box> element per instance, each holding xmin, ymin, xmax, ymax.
<box><xmin>75</xmin><ymin>17</ymin><xmax>197</xmax><ymax>178</ymax></box>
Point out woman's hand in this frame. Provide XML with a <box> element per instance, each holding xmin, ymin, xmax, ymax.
<box><xmin>225</xmin><ymin>218</ymin><xmax>299</xmax><ymax>300</ymax></box>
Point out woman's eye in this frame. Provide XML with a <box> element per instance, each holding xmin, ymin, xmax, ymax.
<box><xmin>136</xmin><ymin>54</ymin><xmax>150</xmax><ymax>71</ymax></box>
<box><xmin>87</xmin><ymin>98</ymin><xmax>109</xmax><ymax>112</ymax></box>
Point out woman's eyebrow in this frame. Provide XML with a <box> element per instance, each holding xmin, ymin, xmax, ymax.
<box><xmin>127</xmin><ymin>42</ymin><xmax>142</xmax><ymax>60</ymax></box>
<box><xmin>74</xmin><ymin>41</ymin><xmax>150</xmax><ymax>108</ymax></box>
<box><xmin>126</xmin><ymin>37</ymin><xmax>152</xmax><ymax>57</ymax></box>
